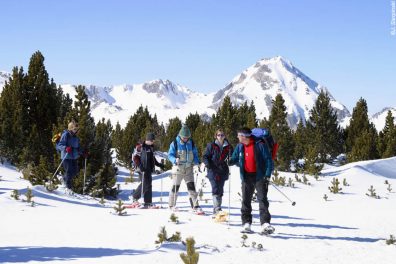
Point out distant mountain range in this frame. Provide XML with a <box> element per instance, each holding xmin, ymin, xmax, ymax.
<box><xmin>1</xmin><ymin>56</ymin><xmax>394</xmax><ymax>131</ymax></box>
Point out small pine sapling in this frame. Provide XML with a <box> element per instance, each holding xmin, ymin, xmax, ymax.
<box><xmin>169</xmin><ymin>213</ymin><xmax>179</xmax><ymax>224</ymax></box>
<box><xmin>366</xmin><ymin>185</ymin><xmax>380</xmax><ymax>199</ymax></box>
<box><xmin>387</xmin><ymin>184</ymin><xmax>392</xmax><ymax>193</ymax></box>
<box><xmin>287</xmin><ymin>178</ymin><xmax>295</xmax><ymax>188</ymax></box>
<box><xmin>257</xmin><ymin>244</ymin><xmax>263</xmax><ymax>251</ymax></box>
<box><xmin>155</xmin><ymin>226</ymin><xmax>168</xmax><ymax>244</ymax></box>
<box><xmin>343</xmin><ymin>178</ymin><xmax>349</xmax><ymax>186</ymax></box>
<box><xmin>384</xmin><ymin>180</ymin><xmax>389</xmax><ymax>185</ymax></box>
<box><xmin>241</xmin><ymin>234</ymin><xmax>248</xmax><ymax>247</ymax></box>
<box><xmin>24</xmin><ymin>187</ymin><xmax>34</xmax><ymax>203</ymax></box>
<box><xmin>11</xmin><ymin>189</ymin><xmax>20</xmax><ymax>200</ymax></box>
<box><xmin>386</xmin><ymin>235</ymin><xmax>396</xmax><ymax>245</ymax></box>
<box><xmin>323</xmin><ymin>194</ymin><xmax>328</xmax><ymax>201</ymax></box>
<box><xmin>180</xmin><ymin>237</ymin><xmax>199</xmax><ymax>264</ymax></box>
<box><xmin>295</xmin><ymin>174</ymin><xmax>302</xmax><ymax>183</ymax></box>
<box><xmin>251</xmin><ymin>241</ymin><xmax>256</xmax><ymax>248</ymax></box>
<box><xmin>302</xmin><ymin>174</ymin><xmax>310</xmax><ymax>185</ymax></box>
<box><xmin>113</xmin><ymin>200</ymin><xmax>127</xmax><ymax>215</ymax></box>
<box><xmin>168</xmin><ymin>231</ymin><xmax>181</xmax><ymax>242</ymax></box>
<box><xmin>328</xmin><ymin>178</ymin><xmax>342</xmax><ymax>194</ymax></box>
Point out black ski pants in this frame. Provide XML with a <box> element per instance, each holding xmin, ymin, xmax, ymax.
<box><xmin>132</xmin><ymin>171</ymin><xmax>153</xmax><ymax>204</ymax></box>
<box><xmin>241</xmin><ymin>172</ymin><xmax>271</xmax><ymax>225</ymax></box>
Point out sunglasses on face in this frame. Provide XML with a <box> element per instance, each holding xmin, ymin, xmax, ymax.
<box><xmin>217</xmin><ymin>134</ymin><xmax>225</xmax><ymax>137</ymax></box>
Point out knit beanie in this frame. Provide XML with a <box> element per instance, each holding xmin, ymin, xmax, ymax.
<box><xmin>179</xmin><ymin>125</ymin><xmax>191</xmax><ymax>138</ymax></box>
<box><xmin>146</xmin><ymin>132</ymin><xmax>155</xmax><ymax>141</ymax></box>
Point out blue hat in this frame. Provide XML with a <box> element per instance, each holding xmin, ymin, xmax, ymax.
<box><xmin>179</xmin><ymin>125</ymin><xmax>191</xmax><ymax>138</ymax></box>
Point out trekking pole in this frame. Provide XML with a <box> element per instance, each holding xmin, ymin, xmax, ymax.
<box><xmin>270</xmin><ymin>181</ymin><xmax>296</xmax><ymax>206</ymax></box>
<box><xmin>83</xmin><ymin>157</ymin><xmax>87</xmax><ymax>195</ymax></box>
<box><xmin>160</xmin><ymin>159</ymin><xmax>164</xmax><ymax>208</ymax></box>
<box><xmin>226</xmin><ymin>151</ymin><xmax>231</xmax><ymax>229</ymax></box>
<box><xmin>50</xmin><ymin>153</ymin><xmax>68</xmax><ymax>182</ymax></box>
<box><xmin>140</xmin><ymin>171</ymin><xmax>145</xmax><ymax>204</ymax></box>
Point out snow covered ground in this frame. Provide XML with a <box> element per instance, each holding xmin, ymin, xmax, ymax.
<box><xmin>1</xmin><ymin>157</ymin><xmax>396</xmax><ymax>263</ymax></box>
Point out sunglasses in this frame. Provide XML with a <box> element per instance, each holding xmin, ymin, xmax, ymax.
<box><xmin>217</xmin><ymin>134</ymin><xmax>225</xmax><ymax>137</ymax></box>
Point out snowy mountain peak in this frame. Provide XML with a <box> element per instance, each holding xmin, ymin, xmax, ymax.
<box><xmin>212</xmin><ymin>56</ymin><xmax>350</xmax><ymax>128</ymax></box>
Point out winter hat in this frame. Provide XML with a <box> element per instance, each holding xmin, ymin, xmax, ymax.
<box><xmin>237</xmin><ymin>127</ymin><xmax>251</xmax><ymax>137</ymax></box>
<box><xmin>146</xmin><ymin>132</ymin><xmax>155</xmax><ymax>141</ymax></box>
<box><xmin>179</xmin><ymin>125</ymin><xmax>191</xmax><ymax>138</ymax></box>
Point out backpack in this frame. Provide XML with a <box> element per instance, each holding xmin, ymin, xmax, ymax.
<box><xmin>251</xmin><ymin>128</ymin><xmax>279</xmax><ymax>160</ymax></box>
<box><xmin>131</xmin><ymin>143</ymin><xmax>142</xmax><ymax>169</ymax></box>
<box><xmin>52</xmin><ymin>131</ymin><xmax>68</xmax><ymax>152</ymax></box>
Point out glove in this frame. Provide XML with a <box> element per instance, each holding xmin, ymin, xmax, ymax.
<box><xmin>65</xmin><ymin>146</ymin><xmax>72</xmax><ymax>153</ymax></box>
<box><xmin>159</xmin><ymin>164</ymin><xmax>165</xmax><ymax>171</ymax></box>
<box><xmin>215</xmin><ymin>174</ymin><xmax>221</xmax><ymax>182</ymax></box>
<box><xmin>175</xmin><ymin>158</ymin><xmax>180</xmax><ymax>165</ymax></box>
<box><xmin>200</xmin><ymin>162</ymin><xmax>206</xmax><ymax>172</ymax></box>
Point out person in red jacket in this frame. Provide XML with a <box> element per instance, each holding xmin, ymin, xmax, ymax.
<box><xmin>230</xmin><ymin>127</ymin><xmax>275</xmax><ymax>235</ymax></box>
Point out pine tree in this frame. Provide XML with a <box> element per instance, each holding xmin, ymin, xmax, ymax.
<box><xmin>212</xmin><ymin>96</ymin><xmax>238</xmax><ymax>146</ymax></box>
<box><xmin>29</xmin><ymin>156</ymin><xmax>52</xmax><ymax>186</ymax></box>
<box><xmin>346</xmin><ymin>98</ymin><xmax>379</xmax><ymax>161</ymax></box>
<box><xmin>113</xmin><ymin>200</ymin><xmax>127</xmax><ymax>215</ymax></box>
<box><xmin>293</xmin><ymin>118</ymin><xmax>308</xmax><ymax>160</ymax></box>
<box><xmin>180</xmin><ymin>237</ymin><xmax>199</xmax><ymax>264</ymax></box>
<box><xmin>162</xmin><ymin>117</ymin><xmax>182</xmax><ymax>151</ymax></box>
<box><xmin>116</xmin><ymin>106</ymin><xmax>158</xmax><ymax>167</ymax></box>
<box><xmin>24</xmin><ymin>51</ymin><xmax>59</xmax><ymax>166</ymax></box>
<box><xmin>111</xmin><ymin>122</ymin><xmax>123</xmax><ymax>150</ymax></box>
<box><xmin>0</xmin><ymin>67</ymin><xmax>28</xmax><ymax>163</ymax></box>
<box><xmin>90</xmin><ymin>119</ymin><xmax>117</xmax><ymax>197</ymax></box>
<box><xmin>379</xmin><ymin>110</ymin><xmax>396</xmax><ymax>158</ymax></box>
<box><xmin>268</xmin><ymin>94</ymin><xmax>294</xmax><ymax>171</ymax></box>
<box><xmin>307</xmin><ymin>90</ymin><xmax>343</xmax><ymax>162</ymax></box>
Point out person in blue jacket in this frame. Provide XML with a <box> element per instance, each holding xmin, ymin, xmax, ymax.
<box><xmin>57</xmin><ymin>121</ymin><xmax>82</xmax><ymax>190</ymax></box>
<box><xmin>202</xmin><ymin>128</ymin><xmax>233</xmax><ymax>214</ymax></box>
<box><xmin>230</xmin><ymin>127</ymin><xmax>275</xmax><ymax>234</ymax></box>
<box><xmin>167</xmin><ymin>125</ymin><xmax>202</xmax><ymax>212</ymax></box>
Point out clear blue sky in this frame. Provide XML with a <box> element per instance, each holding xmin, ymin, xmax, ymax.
<box><xmin>1</xmin><ymin>0</ymin><xmax>395</xmax><ymax>114</ymax></box>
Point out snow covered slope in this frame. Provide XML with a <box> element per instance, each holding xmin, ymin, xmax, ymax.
<box><xmin>1</xmin><ymin>157</ymin><xmax>396</xmax><ymax>264</ymax></box>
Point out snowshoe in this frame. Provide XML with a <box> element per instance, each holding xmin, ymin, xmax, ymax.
<box><xmin>259</xmin><ymin>223</ymin><xmax>275</xmax><ymax>235</ymax></box>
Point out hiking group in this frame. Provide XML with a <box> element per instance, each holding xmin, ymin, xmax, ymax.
<box><xmin>131</xmin><ymin>124</ymin><xmax>278</xmax><ymax>234</ymax></box>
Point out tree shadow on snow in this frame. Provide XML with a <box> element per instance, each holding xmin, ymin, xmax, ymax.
<box><xmin>271</xmin><ymin>233</ymin><xmax>381</xmax><ymax>243</ymax></box>
<box><xmin>0</xmin><ymin>246</ymin><xmax>149</xmax><ymax>263</ymax></box>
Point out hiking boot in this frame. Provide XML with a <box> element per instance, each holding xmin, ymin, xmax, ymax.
<box><xmin>242</xmin><ymin>223</ymin><xmax>252</xmax><ymax>232</ymax></box>
<box><xmin>261</xmin><ymin>223</ymin><xmax>275</xmax><ymax>235</ymax></box>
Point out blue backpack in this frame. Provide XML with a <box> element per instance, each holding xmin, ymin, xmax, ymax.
<box><xmin>251</xmin><ymin>128</ymin><xmax>279</xmax><ymax>160</ymax></box>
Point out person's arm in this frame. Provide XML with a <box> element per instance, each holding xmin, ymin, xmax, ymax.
<box><xmin>229</xmin><ymin>144</ymin><xmax>240</xmax><ymax>166</ymax></box>
<box><xmin>262</xmin><ymin>145</ymin><xmax>273</xmax><ymax>177</ymax></box>
<box><xmin>57</xmin><ymin>131</ymin><xmax>68</xmax><ymax>152</ymax></box>
<box><xmin>202</xmin><ymin>143</ymin><xmax>213</xmax><ymax>169</ymax></box>
<box><xmin>168</xmin><ymin>141</ymin><xmax>177</xmax><ymax>165</ymax></box>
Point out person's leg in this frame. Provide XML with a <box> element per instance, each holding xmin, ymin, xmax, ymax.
<box><xmin>241</xmin><ymin>174</ymin><xmax>255</xmax><ymax>225</ymax></box>
<box><xmin>143</xmin><ymin>171</ymin><xmax>152</xmax><ymax>205</ymax></box>
<box><xmin>185</xmin><ymin>167</ymin><xmax>199</xmax><ymax>208</ymax></box>
<box><xmin>255</xmin><ymin>178</ymin><xmax>271</xmax><ymax>225</ymax></box>
<box><xmin>168</xmin><ymin>173</ymin><xmax>183</xmax><ymax>208</ymax></box>
<box><xmin>209</xmin><ymin>177</ymin><xmax>223</xmax><ymax>213</ymax></box>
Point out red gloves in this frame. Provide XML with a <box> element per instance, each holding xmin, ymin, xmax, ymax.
<box><xmin>65</xmin><ymin>146</ymin><xmax>72</xmax><ymax>153</ymax></box>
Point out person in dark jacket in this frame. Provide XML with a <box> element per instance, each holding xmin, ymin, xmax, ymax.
<box><xmin>202</xmin><ymin>128</ymin><xmax>233</xmax><ymax>214</ymax></box>
<box><xmin>57</xmin><ymin>121</ymin><xmax>82</xmax><ymax>190</ymax></box>
<box><xmin>230</xmin><ymin>127</ymin><xmax>275</xmax><ymax>234</ymax></box>
<box><xmin>132</xmin><ymin>132</ymin><xmax>164</xmax><ymax>207</ymax></box>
